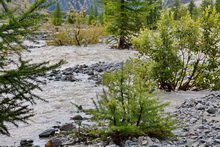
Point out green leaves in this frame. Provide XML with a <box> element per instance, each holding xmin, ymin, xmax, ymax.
<box><xmin>132</xmin><ymin>8</ymin><xmax>220</xmax><ymax>91</ymax></box>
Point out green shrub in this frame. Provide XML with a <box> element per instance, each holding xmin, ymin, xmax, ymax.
<box><xmin>90</xmin><ymin>60</ymin><xmax>178</xmax><ymax>144</ymax></box>
<box><xmin>132</xmin><ymin>8</ymin><xmax>220</xmax><ymax>91</ymax></box>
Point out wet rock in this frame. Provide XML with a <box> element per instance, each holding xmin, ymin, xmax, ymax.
<box><xmin>71</xmin><ymin>115</ymin><xmax>83</xmax><ymax>120</ymax></box>
<box><xmin>207</xmin><ymin>105</ymin><xmax>216</xmax><ymax>114</ymax></box>
<box><xmin>39</xmin><ymin>129</ymin><xmax>55</xmax><ymax>138</ymax></box>
<box><xmin>60</xmin><ymin>123</ymin><xmax>76</xmax><ymax>131</ymax></box>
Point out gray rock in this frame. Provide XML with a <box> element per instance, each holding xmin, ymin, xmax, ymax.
<box><xmin>207</xmin><ymin>106</ymin><xmax>216</xmax><ymax>114</ymax></box>
<box><xmin>61</xmin><ymin>75</ymin><xmax>77</xmax><ymax>82</ymax></box>
<box><xmin>191</xmin><ymin>142</ymin><xmax>200</xmax><ymax>147</ymax></box>
<box><xmin>39</xmin><ymin>129</ymin><xmax>55</xmax><ymax>138</ymax></box>
<box><xmin>196</xmin><ymin>103</ymin><xmax>205</xmax><ymax>110</ymax></box>
<box><xmin>20</xmin><ymin>139</ymin><xmax>33</xmax><ymax>147</ymax></box>
<box><xmin>214</xmin><ymin>139</ymin><xmax>220</xmax><ymax>144</ymax></box>
<box><xmin>190</xmin><ymin>118</ymin><xmax>198</xmax><ymax>123</ymax></box>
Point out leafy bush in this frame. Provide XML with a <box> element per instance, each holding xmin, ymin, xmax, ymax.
<box><xmin>132</xmin><ymin>8</ymin><xmax>220</xmax><ymax>91</ymax></box>
<box><xmin>47</xmin><ymin>26</ymin><xmax>104</xmax><ymax>46</ymax></box>
<box><xmin>90</xmin><ymin>60</ymin><xmax>178</xmax><ymax>144</ymax></box>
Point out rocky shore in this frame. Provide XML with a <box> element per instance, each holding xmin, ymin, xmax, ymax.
<box><xmin>20</xmin><ymin>91</ymin><xmax>218</xmax><ymax>147</ymax></box>
<box><xmin>18</xmin><ymin>61</ymin><xmax>220</xmax><ymax>147</ymax></box>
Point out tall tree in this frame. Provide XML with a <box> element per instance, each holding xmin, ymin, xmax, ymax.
<box><xmin>146</xmin><ymin>0</ymin><xmax>163</xmax><ymax>29</ymax></box>
<box><xmin>171</xmin><ymin>0</ymin><xmax>181</xmax><ymax>20</ymax></box>
<box><xmin>96</xmin><ymin>0</ymin><xmax>150</xmax><ymax>49</ymax></box>
<box><xmin>215</xmin><ymin>0</ymin><xmax>220</xmax><ymax>12</ymax></box>
<box><xmin>52</xmin><ymin>2</ymin><xmax>62</xmax><ymax>26</ymax></box>
<box><xmin>200</xmin><ymin>0</ymin><xmax>213</xmax><ymax>12</ymax></box>
<box><xmin>188</xmin><ymin>0</ymin><xmax>196</xmax><ymax>17</ymax></box>
<box><xmin>0</xmin><ymin>0</ymin><xmax>63</xmax><ymax>136</ymax></box>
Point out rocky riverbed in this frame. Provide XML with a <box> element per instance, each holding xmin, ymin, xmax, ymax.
<box><xmin>0</xmin><ymin>43</ymin><xmax>216</xmax><ymax>147</ymax></box>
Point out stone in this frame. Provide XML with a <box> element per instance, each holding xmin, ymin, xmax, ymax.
<box><xmin>20</xmin><ymin>139</ymin><xmax>34</xmax><ymax>147</ymax></box>
<box><xmin>196</xmin><ymin>103</ymin><xmax>205</xmax><ymax>110</ymax></box>
<box><xmin>191</xmin><ymin>142</ymin><xmax>200</xmax><ymax>147</ymax></box>
<box><xmin>207</xmin><ymin>106</ymin><xmax>216</xmax><ymax>114</ymax></box>
<box><xmin>51</xmin><ymin>138</ymin><xmax>62</xmax><ymax>147</ymax></box>
<box><xmin>39</xmin><ymin>129</ymin><xmax>55</xmax><ymax>138</ymax></box>
<box><xmin>190</xmin><ymin>118</ymin><xmax>198</xmax><ymax>124</ymax></box>
<box><xmin>146</xmin><ymin>136</ymin><xmax>154</xmax><ymax>146</ymax></box>
<box><xmin>214</xmin><ymin>139</ymin><xmax>220</xmax><ymax>144</ymax></box>
<box><xmin>142</xmin><ymin>140</ymin><xmax>148</xmax><ymax>145</ymax></box>
<box><xmin>71</xmin><ymin>115</ymin><xmax>83</xmax><ymax>120</ymax></box>
<box><xmin>61</xmin><ymin>75</ymin><xmax>77</xmax><ymax>82</ymax></box>
<box><xmin>60</xmin><ymin>123</ymin><xmax>76</xmax><ymax>131</ymax></box>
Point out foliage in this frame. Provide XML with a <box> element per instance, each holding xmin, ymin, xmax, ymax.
<box><xmin>52</xmin><ymin>2</ymin><xmax>62</xmax><ymax>26</ymax></box>
<box><xmin>96</xmin><ymin>0</ymin><xmax>152</xmax><ymax>49</ymax></box>
<box><xmin>146</xmin><ymin>0</ymin><xmax>163</xmax><ymax>29</ymax></box>
<box><xmin>171</xmin><ymin>0</ymin><xmax>181</xmax><ymax>20</ymax></box>
<box><xmin>215</xmin><ymin>0</ymin><xmax>220</xmax><ymax>13</ymax></box>
<box><xmin>200</xmin><ymin>0</ymin><xmax>213</xmax><ymax>12</ymax></box>
<box><xmin>88</xmin><ymin>4</ymin><xmax>99</xmax><ymax>25</ymax></box>
<box><xmin>132</xmin><ymin>8</ymin><xmax>220</xmax><ymax>91</ymax></box>
<box><xmin>188</xmin><ymin>0</ymin><xmax>197</xmax><ymax>18</ymax></box>
<box><xmin>0</xmin><ymin>0</ymin><xmax>64</xmax><ymax>136</ymax></box>
<box><xmin>90</xmin><ymin>61</ymin><xmax>178</xmax><ymax>143</ymax></box>
<box><xmin>47</xmin><ymin>26</ymin><xmax>104</xmax><ymax>46</ymax></box>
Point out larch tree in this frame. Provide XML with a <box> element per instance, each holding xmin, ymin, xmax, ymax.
<box><xmin>200</xmin><ymin>0</ymin><xmax>213</xmax><ymax>12</ymax></box>
<box><xmin>0</xmin><ymin>0</ymin><xmax>64</xmax><ymax>136</ymax></box>
<box><xmin>215</xmin><ymin>0</ymin><xmax>220</xmax><ymax>12</ymax></box>
<box><xmin>188</xmin><ymin>0</ymin><xmax>196</xmax><ymax>17</ymax></box>
<box><xmin>171</xmin><ymin>0</ymin><xmax>181</xmax><ymax>20</ymax></box>
<box><xmin>146</xmin><ymin>0</ymin><xmax>163</xmax><ymax>29</ymax></box>
<box><xmin>96</xmin><ymin>0</ymin><xmax>151</xmax><ymax>49</ymax></box>
<box><xmin>52</xmin><ymin>1</ymin><xmax>62</xmax><ymax>26</ymax></box>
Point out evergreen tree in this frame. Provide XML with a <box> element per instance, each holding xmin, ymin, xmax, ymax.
<box><xmin>0</xmin><ymin>0</ymin><xmax>64</xmax><ymax>136</ymax></box>
<box><xmin>96</xmin><ymin>0</ymin><xmax>151</xmax><ymax>49</ymax></box>
<box><xmin>52</xmin><ymin>2</ymin><xmax>62</xmax><ymax>26</ymax></box>
<box><xmin>188</xmin><ymin>0</ymin><xmax>196</xmax><ymax>17</ymax></box>
<box><xmin>146</xmin><ymin>0</ymin><xmax>163</xmax><ymax>29</ymax></box>
<box><xmin>215</xmin><ymin>0</ymin><xmax>220</xmax><ymax>12</ymax></box>
<box><xmin>88</xmin><ymin>5</ymin><xmax>99</xmax><ymax>25</ymax></box>
<box><xmin>171</xmin><ymin>0</ymin><xmax>181</xmax><ymax>20</ymax></box>
<box><xmin>91</xmin><ymin>61</ymin><xmax>177</xmax><ymax>142</ymax></box>
<box><xmin>200</xmin><ymin>0</ymin><xmax>213</xmax><ymax>12</ymax></box>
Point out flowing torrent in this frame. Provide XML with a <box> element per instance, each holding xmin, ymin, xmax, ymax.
<box><xmin>0</xmin><ymin>44</ymin><xmax>209</xmax><ymax>146</ymax></box>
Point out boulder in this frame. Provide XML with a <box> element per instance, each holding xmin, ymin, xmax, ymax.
<box><xmin>207</xmin><ymin>105</ymin><xmax>216</xmax><ymax>114</ymax></box>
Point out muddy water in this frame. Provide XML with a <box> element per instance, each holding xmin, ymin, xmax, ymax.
<box><xmin>0</xmin><ymin>44</ymin><xmax>210</xmax><ymax>146</ymax></box>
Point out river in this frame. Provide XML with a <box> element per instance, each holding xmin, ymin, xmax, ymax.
<box><xmin>0</xmin><ymin>44</ymin><xmax>210</xmax><ymax>146</ymax></box>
